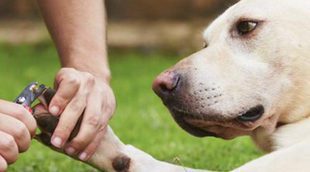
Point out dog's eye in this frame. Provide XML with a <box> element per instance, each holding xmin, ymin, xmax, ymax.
<box><xmin>236</xmin><ymin>21</ymin><xmax>258</xmax><ymax>35</ymax></box>
<box><xmin>237</xmin><ymin>105</ymin><xmax>264</xmax><ymax>122</ymax></box>
<box><xmin>202</xmin><ymin>42</ymin><xmax>208</xmax><ymax>49</ymax></box>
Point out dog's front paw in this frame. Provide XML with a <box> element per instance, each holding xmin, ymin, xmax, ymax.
<box><xmin>33</xmin><ymin>104</ymin><xmax>80</xmax><ymax>152</ymax></box>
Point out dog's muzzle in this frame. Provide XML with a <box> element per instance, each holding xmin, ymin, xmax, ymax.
<box><xmin>153</xmin><ymin>71</ymin><xmax>265</xmax><ymax>138</ymax></box>
<box><xmin>152</xmin><ymin>70</ymin><xmax>216</xmax><ymax>137</ymax></box>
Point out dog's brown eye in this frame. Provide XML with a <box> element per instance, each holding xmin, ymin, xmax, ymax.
<box><xmin>236</xmin><ymin>21</ymin><xmax>258</xmax><ymax>35</ymax></box>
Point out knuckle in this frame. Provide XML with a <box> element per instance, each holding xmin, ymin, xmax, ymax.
<box><xmin>106</xmin><ymin>106</ymin><xmax>114</xmax><ymax>115</ymax></box>
<box><xmin>28</xmin><ymin>118</ymin><xmax>37</xmax><ymax>136</ymax></box>
<box><xmin>102</xmin><ymin>107</ymin><xmax>115</xmax><ymax>120</ymax></box>
<box><xmin>57</xmin><ymin>68</ymin><xmax>81</xmax><ymax>85</ymax></box>
<box><xmin>7</xmin><ymin>154</ymin><xmax>18</xmax><ymax>164</ymax></box>
<box><xmin>71</xmin><ymin>138</ymin><xmax>88</xmax><ymax>150</ymax></box>
<box><xmin>70</xmin><ymin>99</ymin><xmax>85</xmax><ymax>110</ymax></box>
<box><xmin>14</xmin><ymin>105</ymin><xmax>30</xmax><ymax>117</ymax></box>
<box><xmin>97</xmin><ymin>124</ymin><xmax>106</xmax><ymax>133</ymax></box>
<box><xmin>68</xmin><ymin>75</ymin><xmax>81</xmax><ymax>86</ymax></box>
<box><xmin>14</xmin><ymin>108</ymin><xmax>36</xmax><ymax>136</ymax></box>
<box><xmin>86</xmin><ymin>115</ymin><xmax>100</xmax><ymax>128</ymax></box>
<box><xmin>57</xmin><ymin>68</ymin><xmax>69</xmax><ymax>78</ymax></box>
<box><xmin>1</xmin><ymin>135</ymin><xmax>16</xmax><ymax>150</ymax></box>
<box><xmin>13</xmin><ymin>124</ymin><xmax>29</xmax><ymax>142</ymax></box>
<box><xmin>19</xmin><ymin>145</ymin><xmax>30</xmax><ymax>153</ymax></box>
<box><xmin>85</xmin><ymin>73</ymin><xmax>95</xmax><ymax>85</ymax></box>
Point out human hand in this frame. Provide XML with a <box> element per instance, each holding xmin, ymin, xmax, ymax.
<box><xmin>47</xmin><ymin>68</ymin><xmax>116</xmax><ymax>161</ymax></box>
<box><xmin>0</xmin><ymin>100</ymin><xmax>37</xmax><ymax>171</ymax></box>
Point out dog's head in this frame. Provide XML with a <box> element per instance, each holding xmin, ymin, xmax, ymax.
<box><xmin>153</xmin><ymin>0</ymin><xmax>310</xmax><ymax>139</ymax></box>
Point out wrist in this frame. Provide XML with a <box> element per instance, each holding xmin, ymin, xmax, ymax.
<box><xmin>95</xmin><ymin>70</ymin><xmax>111</xmax><ymax>84</ymax></box>
<box><xmin>56</xmin><ymin>43</ymin><xmax>110</xmax><ymax>80</ymax></box>
<box><xmin>61</xmin><ymin>57</ymin><xmax>111</xmax><ymax>83</ymax></box>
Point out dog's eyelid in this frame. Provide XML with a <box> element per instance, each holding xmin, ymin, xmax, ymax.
<box><xmin>236</xmin><ymin>17</ymin><xmax>265</xmax><ymax>24</ymax></box>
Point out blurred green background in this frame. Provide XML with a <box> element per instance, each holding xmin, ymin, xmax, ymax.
<box><xmin>0</xmin><ymin>0</ymin><xmax>263</xmax><ymax>171</ymax></box>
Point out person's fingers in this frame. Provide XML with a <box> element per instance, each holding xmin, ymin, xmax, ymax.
<box><xmin>51</xmin><ymin>71</ymin><xmax>96</xmax><ymax>148</ymax></box>
<box><xmin>0</xmin><ymin>113</ymin><xmax>31</xmax><ymax>153</ymax></box>
<box><xmin>0</xmin><ymin>155</ymin><xmax>8</xmax><ymax>172</ymax></box>
<box><xmin>49</xmin><ymin>68</ymin><xmax>80</xmax><ymax>116</ymax></box>
<box><xmin>78</xmin><ymin>127</ymin><xmax>106</xmax><ymax>161</ymax></box>
<box><xmin>0</xmin><ymin>100</ymin><xmax>37</xmax><ymax>137</ymax></box>
<box><xmin>0</xmin><ymin>131</ymin><xmax>19</xmax><ymax>164</ymax></box>
<box><xmin>51</xmin><ymin>94</ymin><xmax>87</xmax><ymax>148</ymax></box>
<box><xmin>65</xmin><ymin>93</ymin><xmax>102</xmax><ymax>155</ymax></box>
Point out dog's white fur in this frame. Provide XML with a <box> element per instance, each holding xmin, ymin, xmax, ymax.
<box><xmin>48</xmin><ymin>0</ymin><xmax>310</xmax><ymax>171</ymax></box>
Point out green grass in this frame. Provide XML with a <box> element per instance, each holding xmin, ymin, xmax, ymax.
<box><xmin>0</xmin><ymin>43</ymin><xmax>262</xmax><ymax>171</ymax></box>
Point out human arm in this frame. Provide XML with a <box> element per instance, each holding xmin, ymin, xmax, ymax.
<box><xmin>37</xmin><ymin>0</ymin><xmax>115</xmax><ymax>161</ymax></box>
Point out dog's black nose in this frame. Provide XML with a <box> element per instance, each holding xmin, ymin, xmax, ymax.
<box><xmin>152</xmin><ymin>71</ymin><xmax>180</xmax><ymax>99</ymax></box>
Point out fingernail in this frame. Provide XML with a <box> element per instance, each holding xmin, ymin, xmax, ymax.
<box><xmin>51</xmin><ymin>137</ymin><xmax>63</xmax><ymax>148</ymax></box>
<box><xmin>65</xmin><ymin>147</ymin><xmax>76</xmax><ymax>155</ymax></box>
<box><xmin>79</xmin><ymin>152</ymin><xmax>88</xmax><ymax>161</ymax></box>
<box><xmin>50</xmin><ymin>106</ymin><xmax>60</xmax><ymax>115</ymax></box>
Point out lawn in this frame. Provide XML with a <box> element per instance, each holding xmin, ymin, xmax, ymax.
<box><xmin>0</xmin><ymin>43</ymin><xmax>262</xmax><ymax>172</ymax></box>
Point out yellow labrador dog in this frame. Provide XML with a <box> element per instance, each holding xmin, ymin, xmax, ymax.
<box><xmin>35</xmin><ymin>0</ymin><xmax>310</xmax><ymax>171</ymax></box>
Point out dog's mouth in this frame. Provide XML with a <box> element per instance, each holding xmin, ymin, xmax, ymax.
<box><xmin>169</xmin><ymin>109</ymin><xmax>218</xmax><ymax>137</ymax></box>
<box><xmin>168</xmin><ymin>105</ymin><xmax>265</xmax><ymax>138</ymax></box>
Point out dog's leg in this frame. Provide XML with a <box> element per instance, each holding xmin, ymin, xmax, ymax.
<box><xmin>233</xmin><ymin>138</ymin><xmax>310</xmax><ymax>172</ymax></box>
<box><xmin>91</xmin><ymin>124</ymin><xmax>310</xmax><ymax>172</ymax></box>
<box><xmin>34</xmin><ymin>88</ymin><xmax>207</xmax><ymax>172</ymax></box>
<box><xmin>34</xmin><ymin>114</ymin><xmax>206</xmax><ymax>172</ymax></box>
<box><xmin>234</xmin><ymin>119</ymin><xmax>310</xmax><ymax>172</ymax></box>
<box><xmin>87</xmin><ymin>126</ymin><xmax>207</xmax><ymax>172</ymax></box>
